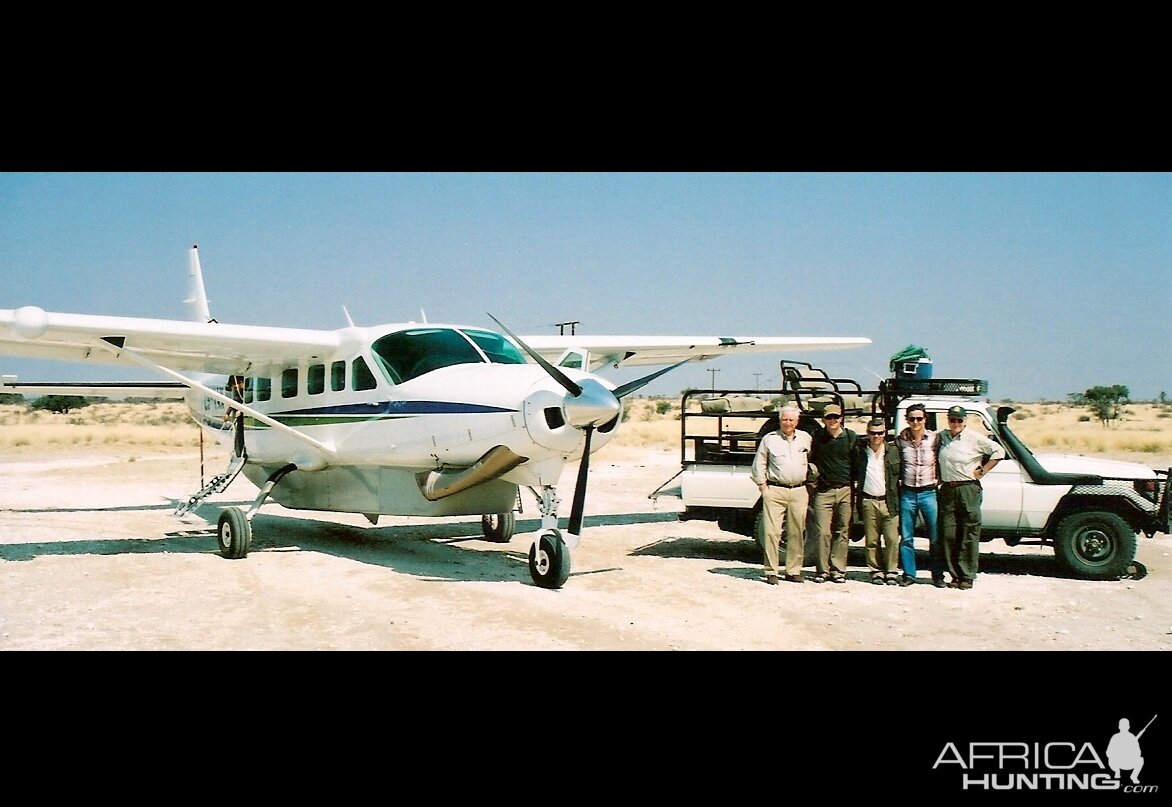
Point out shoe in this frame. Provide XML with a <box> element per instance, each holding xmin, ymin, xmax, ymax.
<box><xmin>898</xmin><ymin>575</ymin><xmax>915</xmax><ymax>587</ymax></box>
<box><xmin>885</xmin><ymin>576</ymin><xmax>899</xmax><ymax>586</ymax></box>
<box><xmin>813</xmin><ymin>574</ymin><xmax>827</xmax><ymax>584</ymax></box>
<box><xmin>932</xmin><ymin>576</ymin><xmax>948</xmax><ymax>589</ymax></box>
<box><xmin>785</xmin><ymin>575</ymin><xmax>804</xmax><ymax>584</ymax></box>
<box><xmin>766</xmin><ymin>575</ymin><xmax>779</xmax><ymax>586</ymax></box>
<box><xmin>831</xmin><ymin>575</ymin><xmax>847</xmax><ymax>584</ymax></box>
<box><xmin>871</xmin><ymin>575</ymin><xmax>885</xmax><ymax>585</ymax></box>
<box><xmin>947</xmin><ymin>579</ymin><xmax>961</xmax><ymax>589</ymax></box>
<box><xmin>958</xmin><ymin>580</ymin><xmax>973</xmax><ymax>590</ymax></box>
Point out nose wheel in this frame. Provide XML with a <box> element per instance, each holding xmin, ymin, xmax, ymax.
<box><xmin>528</xmin><ymin>529</ymin><xmax>571</xmax><ymax>589</ymax></box>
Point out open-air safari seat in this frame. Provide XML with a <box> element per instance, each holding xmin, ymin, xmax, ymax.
<box><xmin>781</xmin><ymin>360</ymin><xmax>871</xmax><ymax>416</ymax></box>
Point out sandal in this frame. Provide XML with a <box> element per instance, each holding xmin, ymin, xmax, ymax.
<box><xmin>813</xmin><ymin>574</ymin><xmax>827</xmax><ymax>584</ymax></box>
<box><xmin>871</xmin><ymin>574</ymin><xmax>885</xmax><ymax>585</ymax></box>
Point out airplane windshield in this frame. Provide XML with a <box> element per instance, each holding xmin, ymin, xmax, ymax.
<box><xmin>461</xmin><ymin>328</ymin><xmax>527</xmax><ymax>365</ymax></box>
<box><xmin>371</xmin><ymin>328</ymin><xmax>486</xmax><ymax>384</ymax></box>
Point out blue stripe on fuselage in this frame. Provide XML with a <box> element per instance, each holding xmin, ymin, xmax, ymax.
<box><xmin>277</xmin><ymin>400</ymin><xmax>518</xmax><ymax>417</ymax></box>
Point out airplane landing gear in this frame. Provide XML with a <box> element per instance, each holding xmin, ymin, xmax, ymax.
<box><xmin>481</xmin><ymin>511</ymin><xmax>515</xmax><ymax>543</ymax></box>
<box><xmin>217</xmin><ymin>463</ymin><xmax>296</xmax><ymax>560</ymax></box>
<box><xmin>528</xmin><ymin>528</ymin><xmax>570</xmax><ymax>589</ymax></box>
<box><xmin>217</xmin><ymin>507</ymin><xmax>251</xmax><ymax>559</ymax></box>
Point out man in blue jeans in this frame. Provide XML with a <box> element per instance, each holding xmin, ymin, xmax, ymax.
<box><xmin>895</xmin><ymin>403</ymin><xmax>944</xmax><ymax>586</ymax></box>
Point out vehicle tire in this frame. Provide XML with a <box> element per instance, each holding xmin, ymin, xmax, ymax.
<box><xmin>1053</xmin><ymin>511</ymin><xmax>1137</xmax><ymax>580</ymax></box>
<box><xmin>482</xmin><ymin>511</ymin><xmax>515</xmax><ymax>543</ymax></box>
<box><xmin>217</xmin><ymin>506</ymin><xmax>251</xmax><ymax>559</ymax></box>
<box><xmin>528</xmin><ymin>529</ymin><xmax>571</xmax><ymax>589</ymax></box>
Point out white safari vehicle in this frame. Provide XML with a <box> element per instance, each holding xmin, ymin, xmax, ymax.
<box><xmin>652</xmin><ymin>360</ymin><xmax>1170</xmax><ymax>580</ymax></box>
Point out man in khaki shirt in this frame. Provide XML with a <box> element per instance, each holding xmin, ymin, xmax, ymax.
<box><xmin>751</xmin><ymin>405</ymin><xmax>812</xmax><ymax>584</ymax></box>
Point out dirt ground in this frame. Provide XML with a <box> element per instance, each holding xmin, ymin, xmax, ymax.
<box><xmin>1</xmin><ymin>443</ymin><xmax>1170</xmax><ymax>652</ymax></box>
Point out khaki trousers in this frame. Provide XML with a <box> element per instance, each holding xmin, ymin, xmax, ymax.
<box><xmin>762</xmin><ymin>484</ymin><xmax>809</xmax><ymax>578</ymax></box>
<box><xmin>860</xmin><ymin>497</ymin><xmax>899</xmax><ymax>576</ymax></box>
<box><xmin>811</xmin><ymin>486</ymin><xmax>852</xmax><ymax>578</ymax></box>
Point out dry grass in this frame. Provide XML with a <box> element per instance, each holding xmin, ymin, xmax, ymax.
<box><xmin>3</xmin><ymin>399</ymin><xmax>1171</xmax><ymax>464</ymax></box>
<box><xmin>0</xmin><ymin>402</ymin><xmax>203</xmax><ymax>454</ymax></box>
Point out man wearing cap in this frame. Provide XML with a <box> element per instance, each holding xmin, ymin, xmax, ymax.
<box><xmin>851</xmin><ymin>417</ymin><xmax>902</xmax><ymax>585</ymax></box>
<box><xmin>809</xmin><ymin>403</ymin><xmax>857</xmax><ymax>583</ymax></box>
<box><xmin>937</xmin><ymin>405</ymin><xmax>1005</xmax><ymax>589</ymax></box>
<box><xmin>751</xmin><ymin>405</ymin><xmax>812</xmax><ymax>584</ymax></box>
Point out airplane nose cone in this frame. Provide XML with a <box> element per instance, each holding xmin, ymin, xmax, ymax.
<box><xmin>563</xmin><ymin>377</ymin><xmax>620</xmax><ymax>427</ymax></box>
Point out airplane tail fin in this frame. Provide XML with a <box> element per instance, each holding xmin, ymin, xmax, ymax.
<box><xmin>185</xmin><ymin>244</ymin><xmax>214</xmax><ymax>323</ymax></box>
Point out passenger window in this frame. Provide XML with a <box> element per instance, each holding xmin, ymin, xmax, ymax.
<box><xmin>243</xmin><ymin>377</ymin><xmax>254</xmax><ymax>404</ymax></box>
<box><xmin>352</xmin><ymin>356</ymin><xmax>377</xmax><ymax>391</ymax></box>
<box><xmin>282</xmin><ymin>368</ymin><xmax>298</xmax><ymax>398</ymax></box>
<box><xmin>331</xmin><ymin>361</ymin><xmax>346</xmax><ymax>392</ymax></box>
<box><xmin>256</xmin><ymin>377</ymin><xmax>271</xmax><ymax>402</ymax></box>
<box><xmin>308</xmin><ymin>364</ymin><xmax>325</xmax><ymax>395</ymax></box>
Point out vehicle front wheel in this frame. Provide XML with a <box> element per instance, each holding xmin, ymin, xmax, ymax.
<box><xmin>528</xmin><ymin>529</ymin><xmax>571</xmax><ymax>589</ymax></box>
<box><xmin>1054</xmin><ymin>511</ymin><xmax>1136</xmax><ymax>580</ymax></box>
<box><xmin>217</xmin><ymin>507</ymin><xmax>251</xmax><ymax>559</ymax></box>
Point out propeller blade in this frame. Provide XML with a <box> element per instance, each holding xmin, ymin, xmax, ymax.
<box><xmin>611</xmin><ymin>359</ymin><xmax>692</xmax><ymax>399</ymax></box>
<box><xmin>567</xmin><ymin>424</ymin><xmax>593</xmax><ymax>537</ymax></box>
<box><xmin>487</xmin><ymin>313</ymin><xmax>583</xmax><ymax>397</ymax></box>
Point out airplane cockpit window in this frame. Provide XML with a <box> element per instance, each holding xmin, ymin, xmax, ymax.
<box><xmin>371</xmin><ymin>328</ymin><xmax>487</xmax><ymax>384</ymax></box>
<box><xmin>352</xmin><ymin>357</ymin><xmax>376</xmax><ymax>391</ymax></box>
<box><xmin>461</xmin><ymin>329</ymin><xmax>527</xmax><ymax>365</ymax></box>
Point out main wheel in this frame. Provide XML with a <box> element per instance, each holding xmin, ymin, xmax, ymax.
<box><xmin>1054</xmin><ymin>511</ymin><xmax>1136</xmax><ymax>580</ymax></box>
<box><xmin>528</xmin><ymin>529</ymin><xmax>571</xmax><ymax>589</ymax></box>
<box><xmin>482</xmin><ymin>511</ymin><xmax>515</xmax><ymax>543</ymax></box>
<box><xmin>217</xmin><ymin>507</ymin><xmax>251</xmax><ymax>559</ymax></box>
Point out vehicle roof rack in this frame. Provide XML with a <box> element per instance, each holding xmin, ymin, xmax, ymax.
<box><xmin>879</xmin><ymin>377</ymin><xmax>989</xmax><ymax>396</ymax></box>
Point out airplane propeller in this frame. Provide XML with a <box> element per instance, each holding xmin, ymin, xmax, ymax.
<box><xmin>488</xmin><ymin>314</ymin><xmax>692</xmax><ymax>542</ymax></box>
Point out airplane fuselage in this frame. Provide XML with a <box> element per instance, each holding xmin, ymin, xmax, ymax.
<box><xmin>188</xmin><ymin>324</ymin><xmax>621</xmax><ymax>517</ymax></box>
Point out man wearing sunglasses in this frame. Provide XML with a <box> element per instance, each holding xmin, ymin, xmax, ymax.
<box><xmin>851</xmin><ymin>417</ymin><xmax>902</xmax><ymax>585</ymax></box>
<box><xmin>809</xmin><ymin>403</ymin><xmax>857</xmax><ymax>583</ymax></box>
<box><xmin>895</xmin><ymin>403</ymin><xmax>943</xmax><ymax>586</ymax></box>
<box><xmin>937</xmin><ymin>405</ymin><xmax>1005</xmax><ymax>589</ymax></box>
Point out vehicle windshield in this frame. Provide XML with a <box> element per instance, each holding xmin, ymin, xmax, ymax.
<box><xmin>371</xmin><ymin>328</ymin><xmax>487</xmax><ymax>384</ymax></box>
<box><xmin>460</xmin><ymin>328</ymin><xmax>527</xmax><ymax>365</ymax></box>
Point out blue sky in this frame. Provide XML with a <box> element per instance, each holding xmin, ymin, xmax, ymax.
<box><xmin>2</xmin><ymin>172</ymin><xmax>1169</xmax><ymax>401</ymax></box>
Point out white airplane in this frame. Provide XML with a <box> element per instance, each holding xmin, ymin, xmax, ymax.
<box><xmin>0</xmin><ymin>246</ymin><xmax>870</xmax><ymax>588</ymax></box>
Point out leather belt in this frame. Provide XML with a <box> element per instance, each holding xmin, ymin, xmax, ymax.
<box><xmin>903</xmin><ymin>484</ymin><xmax>936</xmax><ymax>492</ymax></box>
<box><xmin>862</xmin><ymin>493</ymin><xmax>886</xmax><ymax>500</ymax></box>
<box><xmin>818</xmin><ymin>483</ymin><xmax>849</xmax><ymax>491</ymax></box>
<box><xmin>943</xmin><ymin>479</ymin><xmax>979</xmax><ymax>488</ymax></box>
<box><xmin>767</xmin><ymin>480</ymin><xmax>804</xmax><ymax>488</ymax></box>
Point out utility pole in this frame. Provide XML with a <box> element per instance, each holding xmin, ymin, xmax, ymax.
<box><xmin>554</xmin><ymin>321</ymin><xmax>579</xmax><ymax>336</ymax></box>
<box><xmin>708</xmin><ymin>368</ymin><xmax>720</xmax><ymax>390</ymax></box>
<box><xmin>753</xmin><ymin>372</ymin><xmax>762</xmax><ymax>391</ymax></box>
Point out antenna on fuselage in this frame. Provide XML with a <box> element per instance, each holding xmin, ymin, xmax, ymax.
<box><xmin>342</xmin><ymin>306</ymin><xmax>356</xmax><ymax>327</ymax></box>
<box><xmin>420</xmin><ymin>308</ymin><xmax>428</xmax><ymax>323</ymax></box>
<box><xmin>185</xmin><ymin>244</ymin><xmax>214</xmax><ymax>323</ymax></box>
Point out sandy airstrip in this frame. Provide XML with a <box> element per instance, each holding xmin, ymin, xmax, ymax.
<box><xmin>2</xmin><ymin>438</ymin><xmax>1169</xmax><ymax>652</ymax></box>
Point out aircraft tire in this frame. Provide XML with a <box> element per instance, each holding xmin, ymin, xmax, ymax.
<box><xmin>482</xmin><ymin>511</ymin><xmax>515</xmax><ymax>543</ymax></box>
<box><xmin>528</xmin><ymin>529</ymin><xmax>571</xmax><ymax>589</ymax></box>
<box><xmin>217</xmin><ymin>507</ymin><xmax>251</xmax><ymax>559</ymax></box>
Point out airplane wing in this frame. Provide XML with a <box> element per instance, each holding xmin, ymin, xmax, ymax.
<box><xmin>0</xmin><ymin>306</ymin><xmax>340</xmax><ymax>377</ymax></box>
<box><xmin>517</xmin><ymin>334</ymin><xmax>871</xmax><ymax>370</ymax></box>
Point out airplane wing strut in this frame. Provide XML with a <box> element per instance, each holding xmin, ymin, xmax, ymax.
<box><xmin>93</xmin><ymin>337</ymin><xmax>337</xmax><ymax>458</ymax></box>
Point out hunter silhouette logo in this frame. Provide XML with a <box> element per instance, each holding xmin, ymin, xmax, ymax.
<box><xmin>1108</xmin><ymin>715</ymin><xmax>1156</xmax><ymax>784</ymax></box>
<box><xmin>933</xmin><ymin>714</ymin><xmax>1159</xmax><ymax>792</ymax></box>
